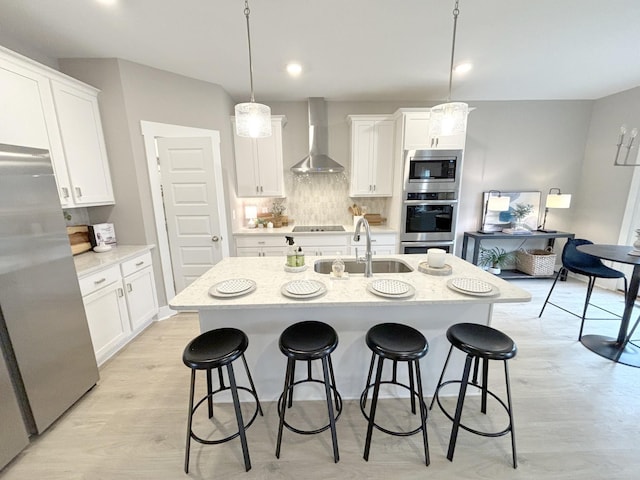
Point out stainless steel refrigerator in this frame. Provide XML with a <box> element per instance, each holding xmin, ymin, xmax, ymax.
<box><xmin>0</xmin><ymin>143</ymin><xmax>99</xmax><ymax>469</ymax></box>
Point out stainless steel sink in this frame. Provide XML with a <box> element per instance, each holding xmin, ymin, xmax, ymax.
<box><xmin>314</xmin><ymin>258</ymin><xmax>414</xmax><ymax>274</ymax></box>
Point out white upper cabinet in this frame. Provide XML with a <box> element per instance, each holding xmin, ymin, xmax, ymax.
<box><xmin>51</xmin><ymin>80</ymin><xmax>114</xmax><ymax>206</ymax></box>
<box><xmin>400</xmin><ymin>110</ymin><xmax>467</xmax><ymax>150</ymax></box>
<box><xmin>0</xmin><ymin>46</ymin><xmax>115</xmax><ymax>208</ymax></box>
<box><xmin>233</xmin><ymin>116</ymin><xmax>286</xmax><ymax>197</ymax></box>
<box><xmin>348</xmin><ymin>115</ymin><xmax>395</xmax><ymax>197</ymax></box>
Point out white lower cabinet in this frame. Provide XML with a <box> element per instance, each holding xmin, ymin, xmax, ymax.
<box><xmin>235</xmin><ymin>235</ymin><xmax>287</xmax><ymax>257</ymax></box>
<box><xmin>121</xmin><ymin>252</ymin><xmax>158</xmax><ymax>333</ymax></box>
<box><xmin>79</xmin><ymin>265</ymin><xmax>129</xmax><ymax>366</ymax></box>
<box><xmin>350</xmin><ymin>232</ymin><xmax>397</xmax><ymax>256</ymax></box>
<box><xmin>295</xmin><ymin>235</ymin><xmax>349</xmax><ymax>256</ymax></box>
<box><xmin>79</xmin><ymin>251</ymin><xmax>158</xmax><ymax>366</ymax></box>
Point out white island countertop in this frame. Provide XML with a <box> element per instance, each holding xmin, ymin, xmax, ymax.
<box><xmin>169</xmin><ymin>253</ymin><xmax>530</xmax><ymax>310</ymax></box>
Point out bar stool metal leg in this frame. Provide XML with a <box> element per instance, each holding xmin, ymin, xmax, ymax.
<box><xmin>321</xmin><ymin>356</ymin><xmax>339</xmax><ymax>463</ymax></box>
<box><xmin>363</xmin><ymin>355</ymin><xmax>384</xmax><ymax>461</ymax></box>
<box><xmin>241</xmin><ymin>353</ymin><xmax>263</xmax><ymax>416</ymax></box>
<box><xmin>429</xmin><ymin>344</ymin><xmax>454</xmax><ymax>410</ymax></box>
<box><xmin>504</xmin><ymin>360</ymin><xmax>517</xmax><ymax>468</ymax></box>
<box><xmin>275</xmin><ymin>358</ymin><xmax>294</xmax><ymax>459</ymax></box>
<box><xmin>414</xmin><ymin>360</ymin><xmax>430</xmax><ymax>466</ymax></box>
<box><xmin>447</xmin><ymin>354</ymin><xmax>473</xmax><ymax>461</ymax></box>
<box><xmin>185</xmin><ymin>369</ymin><xmax>196</xmax><ymax>474</ymax></box>
<box><xmin>227</xmin><ymin>362</ymin><xmax>251</xmax><ymax>471</ymax></box>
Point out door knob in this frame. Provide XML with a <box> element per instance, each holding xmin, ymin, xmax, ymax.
<box><xmin>211</xmin><ymin>236</ymin><xmax>220</xmax><ymax>242</ymax></box>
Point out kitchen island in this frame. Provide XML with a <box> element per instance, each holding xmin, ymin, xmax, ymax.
<box><xmin>169</xmin><ymin>254</ymin><xmax>530</xmax><ymax>400</ymax></box>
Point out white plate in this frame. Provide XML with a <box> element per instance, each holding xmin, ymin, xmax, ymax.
<box><xmin>450</xmin><ymin>277</ymin><xmax>493</xmax><ymax>293</ymax></box>
<box><xmin>208</xmin><ymin>282</ymin><xmax>257</xmax><ymax>298</ymax></box>
<box><xmin>281</xmin><ymin>280</ymin><xmax>326</xmax><ymax>299</ymax></box>
<box><xmin>370</xmin><ymin>279</ymin><xmax>411</xmax><ymax>295</ymax></box>
<box><xmin>367</xmin><ymin>281</ymin><xmax>415</xmax><ymax>299</ymax></box>
<box><xmin>446</xmin><ymin>278</ymin><xmax>499</xmax><ymax>297</ymax></box>
<box><xmin>285</xmin><ymin>280</ymin><xmax>322</xmax><ymax>295</ymax></box>
<box><xmin>215</xmin><ymin>278</ymin><xmax>256</xmax><ymax>294</ymax></box>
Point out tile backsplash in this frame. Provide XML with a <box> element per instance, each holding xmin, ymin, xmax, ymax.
<box><xmin>242</xmin><ymin>172</ymin><xmax>388</xmax><ymax>226</ymax></box>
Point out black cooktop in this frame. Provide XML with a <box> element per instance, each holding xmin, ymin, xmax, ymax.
<box><xmin>292</xmin><ymin>225</ymin><xmax>346</xmax><ymax>232</ymax></box>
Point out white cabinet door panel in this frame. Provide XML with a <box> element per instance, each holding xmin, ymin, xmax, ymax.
<box><xmin>124</xmin><ymin>267</ymin><xmax>158</xmax><ymax>332</ymax></box>
<box><xmin>52</xmin><ymin>81</ymin><xmax>114</xmax><ymax>205</ymax></box>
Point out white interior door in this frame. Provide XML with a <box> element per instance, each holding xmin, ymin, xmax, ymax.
<box><xmin>157</xmin><ymin>137</ymin><xmax>225</xmax><ymax>292</ymax></box>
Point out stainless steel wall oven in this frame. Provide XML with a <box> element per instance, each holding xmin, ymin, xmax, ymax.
<box><xmin>401</xmin><ymin>149</ymin><xmax>463</xmax><ymax>254</ymax></box>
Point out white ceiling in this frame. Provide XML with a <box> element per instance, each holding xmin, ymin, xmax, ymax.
<box><xmin>2</xmin><ymin>0</ymin><xmax>640</xmax><ymax>102</ymax></box>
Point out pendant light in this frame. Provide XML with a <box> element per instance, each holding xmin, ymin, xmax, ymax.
<box><xmin>430</xmin><ymin>0</ymin><xmax>469</xmax><ymax>137</ymax></box>
<box><xmin>234</xmin><ymin>0</ymin><xmax>272</xmax><ymax>138</ymax></box>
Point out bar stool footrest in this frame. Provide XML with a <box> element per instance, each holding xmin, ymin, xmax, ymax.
<box><xmin>189</xmin><ymin>385</ymin><xmax>261</xmax><ymax>445</ymax></box>
<box><xmin>433</xmin><ymin>380</ymin><xmax>512</xmax><ymax>438</ymax></box>
<box><xmin>360</xmin><ymin>380</ymin><xmax>427</xmax><ymax>437</ymax></box>
<box><xmin>277</xmin><ymin>378</ymin><xmax>343</xmax><ymax>435</ymax></box>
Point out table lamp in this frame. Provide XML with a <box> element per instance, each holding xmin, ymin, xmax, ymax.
<box><xmin>244</xmin><ymin>205</ymin><xmax>258</xmax><ymax>227</ymax></box>
<box><xmin>538</xmin><ymin>188</ymin><xmax>571</xmax><ymax>233</ymax></box>
<box><xmin>478</xmin><ymin>190</ymin><xmax>511</xmax><ymax>234</ymax></box>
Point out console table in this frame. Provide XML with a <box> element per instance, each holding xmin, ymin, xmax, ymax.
<box><xmin>461</xmin><ymin>231</ymin><xmax>575</xmax><ymax>279</ymax></box>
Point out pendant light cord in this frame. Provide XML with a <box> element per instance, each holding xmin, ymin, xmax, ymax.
<box><xmin>446</xmin><ymin>0</ymin><xmax>460</xmax><ymax>102</ymax></box>
<box><xmin>244</xmin><ymin>0</ymin><xmax>256</xmax><ymax>102</ymax></box>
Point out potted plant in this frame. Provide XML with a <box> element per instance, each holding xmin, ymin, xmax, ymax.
<box><xmin>479</xmin><ymin>246</ymin><xmax>515</xmax><ymax>274</ymax></box>
<box><xmin>269</xmin><ymin>199</ymin><xmax>286</xmax><ymax>227</ymax></box>
<box><xmin>511</xmin><ymin>203</ymin><xmax>533</xmax><ymax>230</ymax></box>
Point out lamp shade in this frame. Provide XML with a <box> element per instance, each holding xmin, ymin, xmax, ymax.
<box><xmin>235</xmin><ymin>102</ymin><xmax>272</xmax><ymax>138</ymax></box>
<box><xmin>487</xmin><ymin>195</ymin><xmax>510</xmax><ymax>212</ymax></box>
<box><xmin>546</xmin><ymin>194</ymin><xmax>571</xmax><ymax>209</ymax></box>
<box><xmin>429</xmin><ymin>102</ymin><xmax>469</xmax><ymax>137</ymax></box>
<box><xmin>244</xmin><ymin>205</ymin><xmax>258</xmax><ymax>220</ymax></box>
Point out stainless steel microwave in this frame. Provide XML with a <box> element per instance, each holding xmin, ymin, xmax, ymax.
<box><xmin>403</xmin><ymin>149</ymin><xmax>463</xmax><ymax>193</ymax></box>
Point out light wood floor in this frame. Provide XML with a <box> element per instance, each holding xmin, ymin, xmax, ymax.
<box><xmin>3</xmin><ymin>277</ymin><xmax>640</xmax><ymax>479</ymax></box>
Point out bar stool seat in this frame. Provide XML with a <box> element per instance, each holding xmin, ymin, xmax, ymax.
<box><xmin>430</xmin><ymin>322</ymin><xmax>517</xmax><ymax>468</ymax></box>
<box><xmin>276</xmin><ymin>321</ymin><xmax>342</xmax><ymax>463</ymax></box>
<box><xmin>360</xmin><ymin>323</ymin><xmax>430</xmax><ymax>466</ymax></box>
<box><xmin>183</xmin><ymin>328</ymin><xmax>262</xmax><ymax>473</ymax></box>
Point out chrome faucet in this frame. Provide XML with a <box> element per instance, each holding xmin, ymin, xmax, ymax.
<box><xmin>354</xmin><ymin>217</ymin><xmax>373</xmax><ymax>277</ymax></box>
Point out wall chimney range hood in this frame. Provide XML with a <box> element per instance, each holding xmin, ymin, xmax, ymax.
<box><xmin>291</xmin><ymin>97</ymin><xmax>344</xmax><ymax>174</ymax></box>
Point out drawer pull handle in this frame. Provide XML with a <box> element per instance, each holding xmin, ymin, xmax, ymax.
<box><xmin>62</xmin><ymin>187</ymin><xmax>70</xmax><ymax>198</ymax></box>
<box><xmin>258</xmin><ymin>241</ymin><xmax>265</xmax><ymax>245</ymax></box>
<box><xmin>127</xmin><ymin>283</ymin><xmax>133</xmax><ymax>293</ymax></box>
<box><xmin>135</xmin><ymin>261</ymin><xmax>144</xmax><ymax>267</ymax></box>
<box><xmin>94</xmin><ymin>278</ymin><xmax>106</xmax><ymax>285</ymax></box>
<box><xmin>75</xmin><ymin>187</ymin><xmax>82</xmax><ymax>197</ymax></box>
<box><xmin>118</xmin><ymin>288</ymin><xmax>124</xmax><ymax>297</ymax></box>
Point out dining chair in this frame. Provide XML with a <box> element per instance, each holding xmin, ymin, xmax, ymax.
<box><xmin>539</xmin><ymin>238</ymin><xmax>628</xmax><ymax>339</ymax></box>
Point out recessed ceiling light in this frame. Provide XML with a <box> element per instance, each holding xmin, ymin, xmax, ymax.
<box><xmin>286</xmin><ymin>63</ymin><xmax>302</xmax><ymax>77</ymax></box>
<box><xmin>454</xmin><ymin>62</ymin><xmax>473</xmax><ymax>74</ymax></box>
<box><xmin>96</xmin><ymin>0</ymin><xmax>117</xmax><ymax>6</ymax></box>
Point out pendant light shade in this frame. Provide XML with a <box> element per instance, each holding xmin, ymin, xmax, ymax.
<box><xmin>235</xmin><ymin>102</ymin><xmax>272</xmax><ymax>138</ymax></box>
<box><xmin>430</xmin><ymin>0</ymin><xmax>469</xmax><ymax>138</ymax></box>
<box><xmin>430</xmin><ymin>102</ymin><xmax>469</xmax><ymax>136</ymax></box>
<box><xmin>235</xmin><ymin>0</ymin><xmax>271</xmax><ymax>138</ymax></box>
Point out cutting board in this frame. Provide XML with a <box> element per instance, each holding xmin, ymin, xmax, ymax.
<box><xmin>67</xmin><ymin>226</ymin><xmax>92</xmax><ymax>255</ymax></box>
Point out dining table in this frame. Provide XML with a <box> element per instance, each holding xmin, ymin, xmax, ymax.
<box><xmin>577</xmin><ymin>244</ymin><xmax>640</xmax><ymax>367</ymax></box>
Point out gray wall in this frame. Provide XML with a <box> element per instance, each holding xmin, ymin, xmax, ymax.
<box><xmin>59</xmin><ymin>58</ymin><xmax>236</xmax><ymax>305</ymax></box>
<box><xmin>573</xmin><ymin>86</ymin><xmax>640</xmax><ymax>244</ymax></box>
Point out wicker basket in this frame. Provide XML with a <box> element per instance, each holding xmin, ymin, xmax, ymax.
<box><xmin>515</xmin><ymin>248</ymin><xmax>557</xmax><ymax>276</ymax></box>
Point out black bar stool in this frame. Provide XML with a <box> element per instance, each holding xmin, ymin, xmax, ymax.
<box><xmin>275</xmin><ymin>320</ymin><xmax>342</xmax><ymax>463</ymax></box>
<box><xmin>183</xmin><ymin>328</ymin><xmax>263</xmax><ymax>473</ymax></box>
<box><xmin>430</xmin><ymin>322</ymin><xmax>517</xmax><ymax>468</ymax></box>
<box><xmin>360</xmin><ymin>323</ymin><xmax>430</xmax><ymax>466</ymax></box>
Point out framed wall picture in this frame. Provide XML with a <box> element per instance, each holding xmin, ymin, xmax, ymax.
<box><xmin>480</xmin><ymin>191</ymin><xmax>541</xmax><ymax>232</ymax></box>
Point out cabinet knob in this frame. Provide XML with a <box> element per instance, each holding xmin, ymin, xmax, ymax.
<box><xmin>212</xmin><ymin>236</ymin><xmax>220</xmax><ymax>242</ymax></box>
